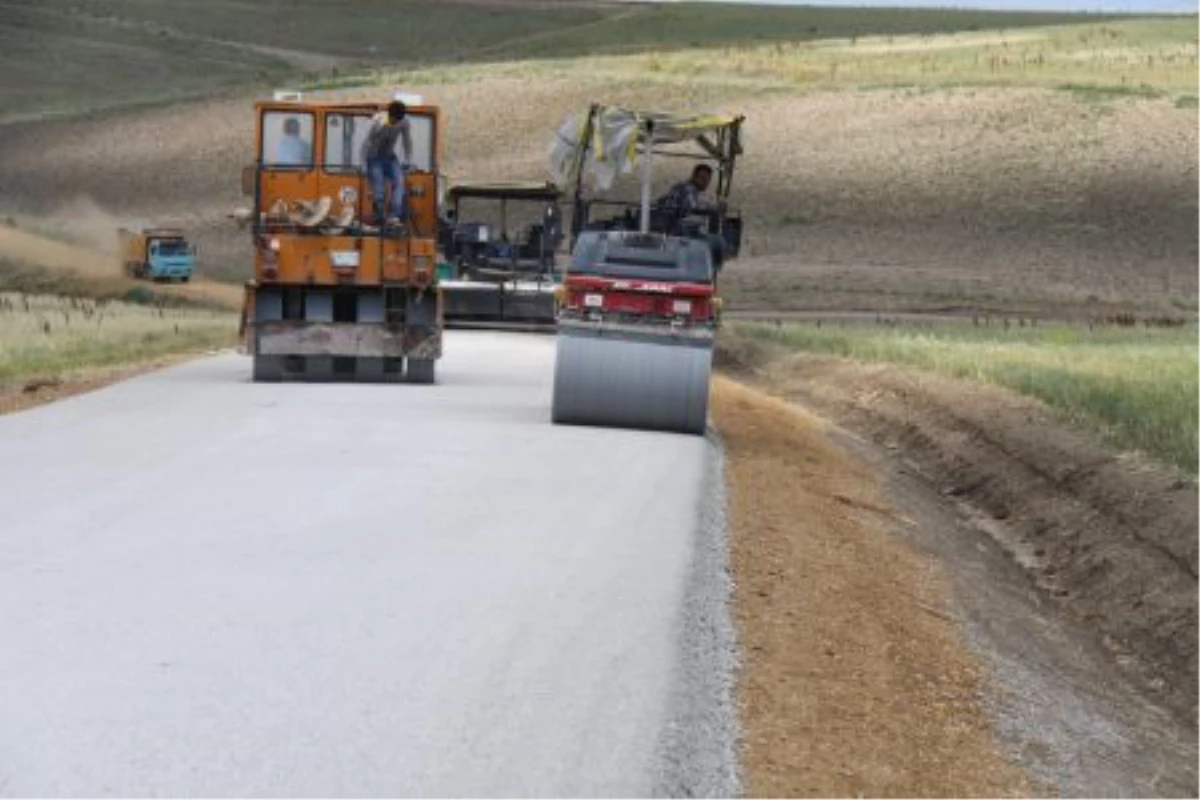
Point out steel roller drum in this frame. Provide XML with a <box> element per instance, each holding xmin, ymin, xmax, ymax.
<box><xmin>551</xmin><ymin>326</ymin><xmax>713</xmax><ymax>435</ymax></box>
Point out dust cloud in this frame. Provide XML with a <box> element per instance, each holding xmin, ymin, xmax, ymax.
<box><xmin>0</xmin><ymin>196</ymin><xmax>140</xmax><ymax>277</ymax></box>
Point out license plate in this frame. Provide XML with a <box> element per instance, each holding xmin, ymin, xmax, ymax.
<box><xmin>584</xmin><ymin>293</ymin><xmax>604</xmax><ymax>308</ymax></box>
<box><xmin>330</xmin><ymin>251</ymin><xmax>359</xmax><ymax>268</ymax></box>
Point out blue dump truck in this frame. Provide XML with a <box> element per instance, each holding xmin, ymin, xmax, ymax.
<box><xmin>119</xmin><ymin>227</ymin><xmax>196</xmax><ymax>283</ymax></box>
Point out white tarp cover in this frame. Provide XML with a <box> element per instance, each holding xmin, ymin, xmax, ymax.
<box><xmin>550</xmin><ymin>107</ymin><xmax>740</xmax><ymax>192</ymax></box>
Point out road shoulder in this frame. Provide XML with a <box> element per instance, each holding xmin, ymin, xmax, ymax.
<box><xmin>712</xmin><ymin>376</ymin><xmax>1031</xmax><ymax>797</ymax></box>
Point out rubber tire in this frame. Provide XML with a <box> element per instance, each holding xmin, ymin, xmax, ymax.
<box><xmin>407</xmin><ymin>358</ymin><xmax>436</xmax><ymax>384</ymax></box>
<box><xmin>252</xmin><ymin>354</ymin><xmax>283</xmax><ymax>382</ymax></box>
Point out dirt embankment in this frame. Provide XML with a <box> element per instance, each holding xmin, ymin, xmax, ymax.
<box><xmin>717</xmin><ymin>335</ymin><xmax>1198</xmax><ymax>725</ymax></box>
<box><xmin>712</xmin><ymin>377</ymin><xmax>1031</xmax><ymax>797</ymax></box>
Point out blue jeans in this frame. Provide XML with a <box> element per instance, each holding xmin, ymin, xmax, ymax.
<box><xmin>366</xmin><ymin>156</ymin><xmax>405</xmax><ymax>221</ymax></box>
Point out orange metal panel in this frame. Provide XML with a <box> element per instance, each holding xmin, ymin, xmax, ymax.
<box><xmin>257</xmin><ymin>234</ymin><xmax>432</xmax><ymax>287</ymax></box>
<box><xmin>317</xmin><ymin>172</ymin><xmax>373</xmax><ymax>221</ymax></box>
<box><xmin>258</xmin><ymin>170</ymin><xmax>321</xmax><ymax>214</ymax></box>
<box><xmin>251</xmin><ymin>100</ymin><xmax>443</xmax><ymax>291</ymax></box>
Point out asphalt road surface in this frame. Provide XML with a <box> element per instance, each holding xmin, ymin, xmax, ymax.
<box><xmin>0</xmin><ymin>333</ymin><xmax>735</xmax><ymax>797</ymax></box>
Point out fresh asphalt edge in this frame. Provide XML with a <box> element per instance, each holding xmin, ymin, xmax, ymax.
<box><xmin>652</xmin><ymin>428</ymin><xmax>742</xmax><ymax>798</ymax></box>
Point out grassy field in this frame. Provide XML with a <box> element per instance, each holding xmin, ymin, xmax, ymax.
<box><xmin>296</xmin><ymin>15</ymin><xmax>1197</xmax><ymax>319</ymax></box>
<box><xmin>0</xmin><ymin>0</ymin><xmax>1129</xmax><ymax>121</ymax></box>
<box><xmin>299</xmin><ymin>14</ymin><xmax>1197</xmax><ymax>103</ymax></box>
<box><xmin>736</xmin><ymin>321</ymin><xmax>1198</xmax><ymax>475</ymax></box>
<box><xmin>608</xmin><ymin>16</ymin><xmax>1198</xmax><ymax>98</ymax></box>
<box><xmin>0</xmin><ymin>224</ymin><xmax>240</xmax><ymax>389</ymax></box>
<box><xmin>0</xmin><ymin>2</ymin><xmax>1193</xmax><ymax>385</ymax></box>
<box><xmin>0</xmin><ymin>291</ymin><xmax>235</xmax><ymax>387</ymax></box>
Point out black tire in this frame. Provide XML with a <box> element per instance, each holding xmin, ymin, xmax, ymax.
<box><xmin>252</xmin><ymin>355</ymin><xmax>283</xmax><ymax>382</ymax></box>
<box><xmin>407</xmin><ymin>358</ymin><xmax>436</xmax><ymax>384</ymax></box>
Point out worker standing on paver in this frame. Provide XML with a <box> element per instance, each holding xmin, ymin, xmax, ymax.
<box><xmin>360</xmin><ymin>100</ymin><xmax>414</xmax><ymax>227</ymax></box>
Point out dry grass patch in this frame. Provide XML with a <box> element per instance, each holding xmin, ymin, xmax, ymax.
<box><xmin>0</xmin><ymin>292</ymin><xmax>235</xmax><ymax>387</ymax></box>
<box><xmin>600</xmin><ymin>17</ymin><xmax>1198</xmax><ymax>96</ymax></box>
<box><xmin>737</xmin><ymin>321</ymin><xmax>1198</xmax><ymax>475</ymax></box>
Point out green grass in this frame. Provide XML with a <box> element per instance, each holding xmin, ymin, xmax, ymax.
<box><xmin>338</xmin><ymin>15</ymin><xmax>1198</xmax><ymax>108</ymax></box>
<box><xmin>0</xmin><ymin>292</ymin><xmax>237</xmax><ymax>385</ymax></box>
<box><xmin>582</xmin><ymin>16</ymin><xmax>1199</xmax><ymax>96</ymax></box>
<box><xmin>1057</xmin><ymin>82</ymin><xmax>1166</xmax><ymax>101</ymax></box>
<box><xmin>0</xmin><ymin>2</ymin><xmax>291</xmax><ymax>121</ymax></box>
<box><xmin>738</xmin><ymin>322</ymin><xmax>1199</xmax><ymax>476</ymax></box>
<box><xmin>0</xmin><ymin>0</ymin><xmax>1147</xmax><ymax>120</ymax></box>
<box><xmin>477</xmin><ymin>3</ymin><xmax>1117</xmax><ymax>59</ymax></box>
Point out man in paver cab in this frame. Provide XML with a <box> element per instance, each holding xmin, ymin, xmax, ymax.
<box><xmin>275</xmin><ymin>117</ymin><xmax>311</xmax><ymax>167</ymax></box>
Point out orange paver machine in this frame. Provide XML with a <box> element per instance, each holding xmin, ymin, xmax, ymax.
<box><xmin>239</xmin><ymin>92</ymin><xmax>444</xmax><ymax>383</ymax></box>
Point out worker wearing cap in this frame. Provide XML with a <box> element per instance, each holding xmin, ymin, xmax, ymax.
<box><xmin>360</xmin><ymin>100</ymin><xmax>413</xmax><ymax>226</ymax></box>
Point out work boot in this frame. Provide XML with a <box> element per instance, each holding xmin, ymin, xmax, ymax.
<box><xmin>385</xmin><ymin>211</ymin><xmax>409</xmax><ymax>232</ymax></box>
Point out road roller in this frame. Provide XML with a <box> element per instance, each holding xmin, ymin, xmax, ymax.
<box><xmin>548</xmin><ymin>105</ymin><xmax>745</xmax><ymax>435</ymax></box>
<box><xmin>552</xmin><ymin>231</ymin><xmax>719</xmax><ymax>434</ymax></box>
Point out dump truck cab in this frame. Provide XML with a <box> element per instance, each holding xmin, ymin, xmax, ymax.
<box><xmin>119</xmin><ymin>227</ymin><xmax>196</xmax><ymax>282</ymax></box>
<box><xmin>240</xmin><ymin>92</ymin><xmax>445</xmax><ymax>383</ymax></box>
